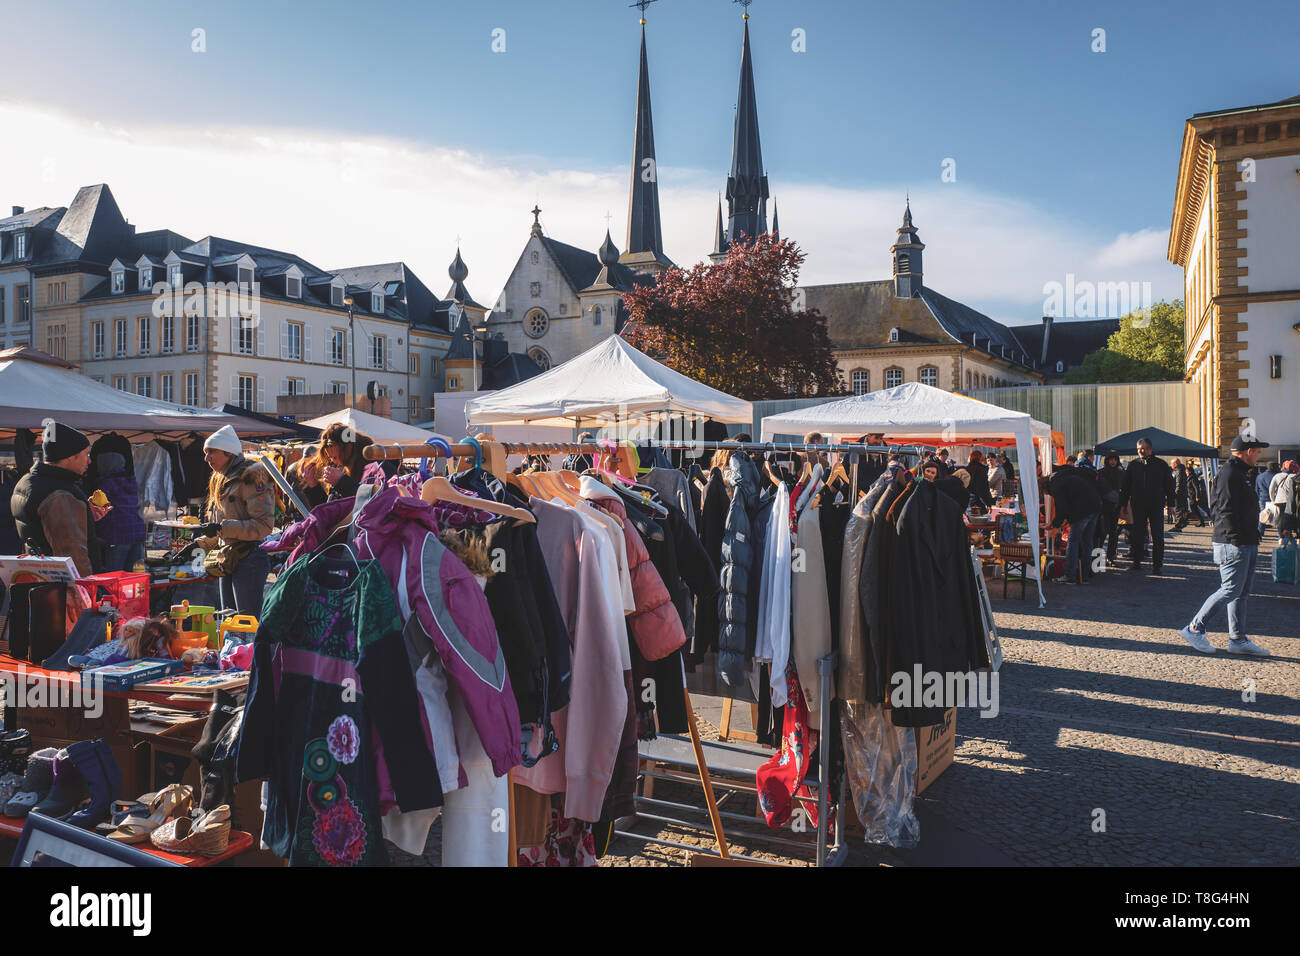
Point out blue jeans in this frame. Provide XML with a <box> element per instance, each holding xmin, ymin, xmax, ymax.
<box><xmin>103</xmin><ymin>541</ymin><xmax>146</xmax><ymax>572</ymax></box>
<box><xmin>218</xmin><ymin>548</ymin><xmax>269</xmax><ymax>618</ymax></box>
<box><xmin>1065</xmin><ymin>513</ymin><xmax>1099</xmax><ymax>581</ymax></box>
<box><xmin>1191</xmin><ymin>543</ymin><xmax>1258</xmax><ymax>641</ymax></box>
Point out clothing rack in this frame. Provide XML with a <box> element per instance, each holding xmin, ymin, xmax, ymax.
<box><xmin>360</xmin><ymin>435</ymin><xmax>860</xmax><ymax>866</ymax></box>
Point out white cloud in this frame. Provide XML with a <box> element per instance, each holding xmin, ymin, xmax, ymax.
<box><xmin>0</xmin><ymin>101</ymin><xmax>1182</xmax><ymax>324</ymax></box>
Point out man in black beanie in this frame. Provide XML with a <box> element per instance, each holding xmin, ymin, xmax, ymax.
<box><xmin>11</xmin><ymin>420</ymin><xmax>110</xmax><ymax>576</ymax></box>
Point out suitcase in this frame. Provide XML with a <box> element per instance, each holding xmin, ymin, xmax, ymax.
<box><xmin>1272</xmin><ymin>541</ymin><xmax>1298</xmax><ymax>584</ymax></box>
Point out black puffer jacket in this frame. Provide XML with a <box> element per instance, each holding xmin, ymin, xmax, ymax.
<box><xmin>717</xmin><ymin>452</ymin><xmax>762</xmax><ymax>695</ymax></box>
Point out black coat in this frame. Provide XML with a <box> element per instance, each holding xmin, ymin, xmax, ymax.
<box><xmin>885</xmin><ymin>481</ymin><xmax>990</xmax><ymax>727</ymax></box>
<box><xmin>1097</xmin><ymin>464</ymin><xmax>1124</xmax><ymax>512</ymax></box>
<box><xmin>1211</xmin><ymin>456</ymin><xmax>1260</xmax><ymax>547</ymax></box>
<box><xmin>1048</xmin><ymin>467</ymin><xmax>1103</xmax><ymax>523</ymax></box>
<box><xmin>690</xmin><ymin>467</ymin><xmax>729</xmax><ymax>658</ymax></box>
<box><xmin>1120</xmin><ymin>455</ymin><xmax>1174</xmax><ymax>514</ymax></box>
<box><xmin>966</xmin><ymin>461</ymin><xmax>993</xmax><ymax>507</ymax></box>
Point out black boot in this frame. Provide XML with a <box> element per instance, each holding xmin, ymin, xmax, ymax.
<box><xmin>32</xmin><ymin>748</ymin><xmax>88</xmax><ymax>820</ymax></box>
<box><xmin>66</xmin><ymin>738</ymin><xmax>122</xmax><ymax>829</ymax></box>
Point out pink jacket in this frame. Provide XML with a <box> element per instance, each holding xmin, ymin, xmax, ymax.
<box><xmin>352</xmin><ymin>487</ymin><xmax>521</xmax><ymax>778</ymax></box>
<box><xmin>580</xmin><ymin>477</ymin><xmax>686</xmax><ymax>662</ymax></box>
<box><xmin>515</xmin><ymin>496</ymin><xmax>627</xmax><ymax>822</ymax></box>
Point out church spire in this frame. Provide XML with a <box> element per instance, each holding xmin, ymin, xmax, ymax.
<box><xmin>620</xmin><ymin>6</ymin><xmax>673</xmax><ymax>277</ymax></box>
<box><xmin>709</xmin><ymin>195</ymin><xmax>729</xmax><ymax>263</ymax></box>
<box><xmin>890</xmin><ymin>199</ymin><xmax>925</xmax><ymax>298</ymax></box>
<box><xmin>725</xmin><ymin>6</ymin><xmax>769</xmax><ymax>246</ymax></box>
<box><xmin>771</xmin><ymin>199</ymin><xmax>779</xmax><ymax>238</ymax></box>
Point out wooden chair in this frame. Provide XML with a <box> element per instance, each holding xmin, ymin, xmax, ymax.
<box><xmin>996</xmin><ymin>542</ymin><xmax>1034</xmax><ymax>600</ymax></box>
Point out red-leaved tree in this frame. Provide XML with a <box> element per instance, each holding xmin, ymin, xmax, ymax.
<box><xmin>621</xmin><ymin>234</ymin><xmax>844</xmax><ymax>400</ymax></box>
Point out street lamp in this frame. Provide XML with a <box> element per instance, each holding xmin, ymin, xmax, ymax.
<box><xmin>343</xmin><ymin>295</ymin><xmax>356</xmax><ymax>408</ymax></box>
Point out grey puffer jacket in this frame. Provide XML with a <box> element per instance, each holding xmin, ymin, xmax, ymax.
<box><xmin>717</xmin><ymin>452</ymin><xmax>763</xmax><ymax>694</ymax></box>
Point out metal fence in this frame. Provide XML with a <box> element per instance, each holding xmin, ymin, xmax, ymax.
<box><xmin>959</xmin><ymin>381</ymin><xmax>1194</xmax><ymax>452</ymax></box>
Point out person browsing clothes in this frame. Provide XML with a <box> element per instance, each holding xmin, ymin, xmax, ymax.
<box><xmin>194</xmin><ymin>425</ymin><xmax>274</xmax><ymax>616</ymax></box>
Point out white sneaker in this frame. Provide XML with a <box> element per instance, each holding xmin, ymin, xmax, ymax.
<box><xmin>1227</xmin><ymin>638</ymin><xmax>1272</xmax><ymax>656</ymax></box>
<box><xmin>1178</xmin><ymin>625</ymin><xmax>1215</xmax><ymax>654</ymax></box>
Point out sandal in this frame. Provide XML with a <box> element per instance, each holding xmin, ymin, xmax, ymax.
<box><xmin>103</xmin><ymin>784</ymin><xmax>193</xmax><ymax>844</ymax></box>
<box><xmin>151</xmin><ymin>803</ymin><xmax>231</xmax><ymax>857</ymax></box>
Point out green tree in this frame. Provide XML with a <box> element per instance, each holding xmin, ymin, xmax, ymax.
<box><xmin>1064</xmin><ymin>299</ymin><xmax>1185</xmax><ymax>383</ymax></box>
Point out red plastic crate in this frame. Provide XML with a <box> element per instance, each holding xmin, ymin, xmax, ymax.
<box><xmin>77</xmin><ymin>571</ymin><xmax>150</xmax><ymax>621</ymax></box>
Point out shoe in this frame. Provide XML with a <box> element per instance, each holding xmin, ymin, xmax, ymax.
<box><xmin>104</xmin><ymin>784</ymin><xmax>194</xmax><ymax>844</ymax></box>
<box><xmin>1227</xmin><ymin>638</ymin><xmax>1272</xmax><ymax>657</ymax></box>
<box><xmin>1179</xmin><ymin>625</ymin><xmax>1215</xmax><ymax>654</ymax></box>
<box><xmin>3</xmin><ymin>747</ymin><xmax>57</xmax><ymax>817</ymax></box>
<box><xmin>0</xmin><ymin>772</ymin><xmax>24</xmax><ymax>807</ymax></box>
<box><xmin>31</xmin><ymin>748</ymin><xmax>88</xmax><ymax>821</ymax></box>
<box><xmin>151</xmin><ymin>803</ymin><xmax>231</xmax><ymax>857</ymax></box>
<box><xmin>65</xmin><ymin>739</ymin><xmax>122</xmax><ymax>830</ymax></box>
<box><xmin>0</xmin><ymin>728</ymin><xmax>32</xmax><ymax>761</ymax></box>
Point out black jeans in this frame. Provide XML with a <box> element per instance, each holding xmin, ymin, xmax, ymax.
<box><xmin>218</xmin><ymin>548</ymin><xmax>269</xmax><ymax>618</ymax></box>
<box><xmin>1129</xmin><ymin>508</ymin><xmax>1164</xmax><ymax>569</ymax></box>
<box><xmin>1098</xmin><ymin>508</ymin><xmax>1121</xmax><ymax>562</ymax></box>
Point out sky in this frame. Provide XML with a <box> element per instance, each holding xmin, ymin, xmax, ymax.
<box><xmin>2</xmin><ymin>0</ymin><xmax>1298</xmax><ymax>326</ymax></box>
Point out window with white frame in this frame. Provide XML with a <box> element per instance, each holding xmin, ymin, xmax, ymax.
<box><xmin>851</xmin><ymin>370</ymin><xmax>869</xmax><ymax>394</ymax></box>
<box><xmin>371</xmin><ymin>293</ymin><xmax>382</xmax><ymax>314</ymax></box>
<box><xmin>237</xmin><ymin>374</ymin><xmax>256</xmax><ymax>408</ymax></box>
<box><xmin>287</xmin><ymin>276</ymin><xmax>301</xmax><ymax>298</ymax></box>
<box><xmin>283</xmin><ymin>378</ymin><xmax>305</xmax><ymax>396</ymax></box>
<box><xmin>409</xmin><ymin>353</ymin><xmax>420</xmax><ymax>375</ymax></box>
<box><xmin>237</xmin><ymin>316</ymin><xmax>255</xmax><ymax>355</ymax></box>
<box><xmin>169</xmin><ymin>264</ymin><xmax>182</xmax><ymax>288</ymax></box>
<box><xmin>330</xmin><ymin>381</ymin><xmax>347</xmax><ymax>395</ymax></box>
<box><xmin>47</xmin><ymin>281</ymin><xmax>66</xmax><ymax>304</ymax></box>
<box><xmin>284</xmin><ymin>321</ymin><xmax>303</xmax><ymax>360</ymax></box>
<box><xmin>112</xmin><ymin>270</ymin><xmax>125</xmax><ymax>294</ymax></box>
<box><xmin>330</xmin><ymin>329</ymin><xmax>346</xmax><ymax>365</ymax></box>
<box><xmin>135</xmin><ymin>375</ymin><xmax>152</xmax><ymax>398</ymax></box>
<box><xmin>92</xmin><ymin>321</ymin><xmax>105</xmax><ymax>359</ymax></box>
<box><xmin>15</xmin><ymin>233</ymin><xmax>27</xmax><ymax>259</ymax></box>
<box><xmin>238</xmin><ymin>265</ymin><xmax>254</xmax><ymax>288</ymax></box>
<box><xmin>919</xmin><ymin>365</ymin><xmax>938</xmax><ymax>387</ymax></box>
<box><xmin>139</xmin><ymin>266</ymin><xmax>152</xmax><ymax>290</ymax></box>
<box><xmin>331</xmin><ymin>285</ymin><xmax>343</xmax><ymax>307</ymax></box>
<box><xmin>186</xmin><ymin>314</ymin><xmax>200</xmax><ymax>352</ymax></box>
<box><xmin>447</xmin><ymin>376</ymin><xmax>460</xmax><ymax>390</ymax></box>
<box><xmin>409</xmin><ymin>396</ymin><xmax>420</xmax><ymax>418</ymax></box>
<box><xmin>884</xmin><ymin>367</ymin><xmax>903</xmax><ymax>389</ymax></box>
<box><xmin>115</xmin><ymin>318</ymin><xmax>128</xmax><ymax>356</ymax></box>
<box><xmin>114</xmin><ymin>375</ymin><xmax>127</xmax><ymax>391</ymax></box>
<box><xmin>138</xmin><ymin>315</ymin><xmax>152</xmax><ymax>355</ymax></box>
<box><xmin>185</xmin><ymin>372</ymin><xmax>199</xmax><ymax>406</ymax></box>
<box><xmin>370</xmin><ymin>334</ymin><xmax>385</xmax><ymax>369</ymax></box>
<box><xmin>161</xmin><ymin>315</ymin><xmax>174</xmax><ymax>353</ymax></box>
<box><xmin>160</xmin><ymin>373</ymin><xmax>173</xmax><ymax>403</ymax></box>
<box><xmin>889</xmin><ymin>327</ymin><xmax>899</xmax><ymax>343</ymax></box>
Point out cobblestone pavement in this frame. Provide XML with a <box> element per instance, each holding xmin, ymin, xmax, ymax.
<box><xmin>391</xmin><ymin>522</ymin><xmax>1299</xmax><ymax>867</ymax></box>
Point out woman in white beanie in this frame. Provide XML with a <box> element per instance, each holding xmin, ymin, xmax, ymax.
<box><xmin>196</xmin><ymin>425</ymin><xmax>274</xmax><ymax>616</ymax></box>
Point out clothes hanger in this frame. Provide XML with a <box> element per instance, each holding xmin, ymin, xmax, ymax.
<box><xmin>421</xmin><ymin>475</ymin><xmax>536</xmax><ymax>524</ymax></box>
<box><xmin>317</xmin><ymin>541</ymin><xmax>362</xmax><ymax>574</ymax></box>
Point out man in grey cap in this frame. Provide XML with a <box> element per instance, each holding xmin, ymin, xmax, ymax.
<box><xmin>1179</xmin><ymin>434</ymin><xmax>1272</xmax><ymax>655</ymax></box>
<box><xmin>11</xmin><ymin>420</ymin><xmax>111</xmax><ymax>576</ymax></box>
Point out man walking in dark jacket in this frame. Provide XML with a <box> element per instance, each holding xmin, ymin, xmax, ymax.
<box><xmin>1119</xmin><ymin>438</ymin><xmax>1174</xmax><ymax>574</ymax></box>
<box><xmin>1171</xmin><ymin>459</ymin><xmax>1191</xmax><ymax>530</ymax></box>
<box><xmin>1049</xmin><ymin>462</ymin><xmax>1103</xmax><ymax>583</ymax></box>
<box><xmin>1179</xmin><ymin>435</ymin><xmax>1272</xmax><ymax>656</ymax></box>
<box><xmin>11</xmin><ymin>421</ymin><xmax>111</xmax><ymax>576</ymax></box>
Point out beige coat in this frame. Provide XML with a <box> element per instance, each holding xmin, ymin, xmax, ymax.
<box><xmin>199</xmin><ymin>457</ymin><xmax>275</xmax><ymax>549</ymax></box>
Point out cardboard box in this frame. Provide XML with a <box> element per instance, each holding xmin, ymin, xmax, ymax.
<box><xmin>915</xmin><ymin>708</ymin><xmax>956</xmax><ymax>794</ymax></box>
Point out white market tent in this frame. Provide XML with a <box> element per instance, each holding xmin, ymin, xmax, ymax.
<box><xmin>302</xmin><ymin>406</ymin><xmax>437</xmax><ymax>445</ymax></box>
<box><xmin>0</xmin><ymin>347</ymin><xmax>294</xmax><ymax>442</ymax></box>
<box><xmin>465</xmin><ymin>335</ymin><xmax>752</xmax><ymax>431</ymax></box>
<box><xmin>761</xmin><ymin>382</ymin><xmax>1052</xmax><ymax>605</ymax></box>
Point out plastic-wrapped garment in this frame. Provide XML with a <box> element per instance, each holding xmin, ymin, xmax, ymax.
<box><xmin>133</xmin><ymin>441</ymin><xmax>174</xmax><ymax>513</ymax></box>
<box><xmin>840</xmin><ymin>701</ymin><xmax>919</xmax><ymax>848</ymax></box>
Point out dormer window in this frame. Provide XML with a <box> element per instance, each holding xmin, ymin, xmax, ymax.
<box><xmin>331</xmin><ymin>285</ymin><xmax>343</xmax><ymax>307</ymax></box>
<box><xmin>169</xmin><ymin>264</ymin><xmax>182</xmax><ymax>288</ymax></box>
<box><xmin>238</xmin><ymin>265</ymin><xmax>253</xmax><ymax>288</ymax></box>
<box><xmin>1055</xmin><ymin>360</ymin><xmax>1065</xmax><ymax>374</ymax></box>
<box><xmin>14</xmin><ymin>232</ymin><xmax>27</xmax><ymax>259</ymax></box>
<box><xmin>139</xmin><ymin>266</ymin><xmax>152</xmax><ymax>290</ymax></box>
<box><xmin>287</xmin><ymin>276</ymin><xmax>301</xmax><ymax>298</ymax></box>
<box><xmin>889</xmin><ymin>327</ymin><xmax>899</xmax><ymax>343</ymax></box>
<box><xmin>111</xmin><ymin>270</ymin><xmax>125</xmax><ymax>294</ymax></box>
<box><xmin>371</xmin><ymin>293</ymin><xmax>383</xmax><ymax>314</ymax></box>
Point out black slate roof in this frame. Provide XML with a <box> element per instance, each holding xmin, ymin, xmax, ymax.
<box><xmin>542</xmin><ymin>237</ymin><xmax>640</xmax><ymax>295</ymax></box>
<box><xmin>1008</xmin><ymin>318</ymin><xmax>1119</xmax><ymax>373</ymax></box>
